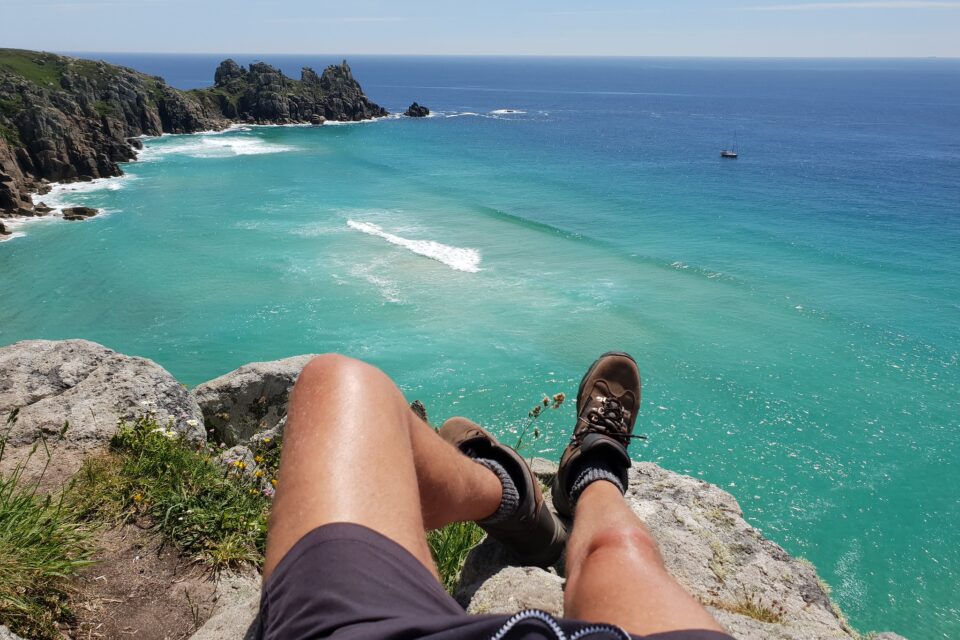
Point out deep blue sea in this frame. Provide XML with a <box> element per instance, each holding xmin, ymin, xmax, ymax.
<box><xmin>2</xmin><ymin>55</ymin><xmax>958</xmax><ymax>637</ymax></box>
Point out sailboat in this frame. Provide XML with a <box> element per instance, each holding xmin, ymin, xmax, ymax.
<box><xmin>721</xmin><ymin>133</ymin><xmax>739</xmax><ymax>159</ymax></box>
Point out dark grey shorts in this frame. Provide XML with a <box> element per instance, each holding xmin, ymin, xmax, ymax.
<box><xmin>259</xmin><ymin>523</ymin><xmax>735</xmax><ymax>640</ymax></box>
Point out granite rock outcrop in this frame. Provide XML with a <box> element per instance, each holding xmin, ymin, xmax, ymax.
<box><xmin>405</xmin><ymin>101</ymin><xmax>430</xmax><ymax>117</ymax></box>
<box><xmin>0</xmin><ymin>339</ymin><xmax>205</xmax><ymax>446</ymax></box>
<box><xmin>193</xmin><ymin>354</ymin><xmax>316</xmax><ymax>446</ymax></box>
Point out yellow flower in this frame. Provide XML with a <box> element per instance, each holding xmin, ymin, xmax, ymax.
<box><xmin>263</xmin><ymin>437</ymin><xmax>272</xmax><ymax>444</ymax></box>
<box><xmin>254</xmin><ymin>469</ymin><xmax>265</xmax><ymax>478</ymax></box>
<box><xmin>133</xmin><ymin>493</ymin><xmax>143</xmax><ymax>503</ymax></box>
<box><xmin>270</xmin><ymin>478</ymin><xmax>278</xmax><ymax>487</ymax></box>
<box><xmin>233</xmin><ymin>460</ymin><xmax>247</xmax><ymax>470</ymax></box>
<box><xmin>249</xmin><ymin>488</ymin><xmax>258</xmax><ymax>495</ymax></box>
<box><xmin>254</xmin><ymin>455</ymin><xmax>264</xmax><ymax>464</ymax></box>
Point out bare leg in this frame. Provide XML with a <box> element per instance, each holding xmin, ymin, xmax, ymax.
<box><xmin>563</xmin><ymin>481</ymin><xmax>727</xmax><ymax>636</ymax></box>
<box><xmin>263</xmin><ymin>354</ymin><xmax>502</xmax><ymax>582</ymax></box>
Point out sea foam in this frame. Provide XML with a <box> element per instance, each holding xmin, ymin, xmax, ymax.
<box><xmin>346</xmin><ymin>220</ymin><xmax>481</xmax><ymax>273</ymax></box>
<box><xmin>138</xmin><ymin>135</ymin><xmax>295</xmax><ymax>161</ymax></box>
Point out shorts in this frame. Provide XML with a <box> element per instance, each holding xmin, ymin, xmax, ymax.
<box><xmin>259</xmin><ymin>523</ymin><xmax>736</xmax><ymax>640</ymax></box>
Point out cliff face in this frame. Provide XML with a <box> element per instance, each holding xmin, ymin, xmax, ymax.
<box><xmin>0</xmin><ymin>50</ymin><xmax>388</xmax><ymax>221</ymax></box>
<box><xmin>0</xmin><ymin>50</ymin><xmax>226</xmax><ymax>218</ymax></box>
<box><xmin>197</xmin><ymin>59</ymin><xmax>388</xmax><ymax>125</ymax></box>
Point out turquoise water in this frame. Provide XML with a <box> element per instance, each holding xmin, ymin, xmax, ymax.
<box><xmin>2</xmin><ymin>57</ymin><xmax>959</xmax><ymax>637</ymax></box>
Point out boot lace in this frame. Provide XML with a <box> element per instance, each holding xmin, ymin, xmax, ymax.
<box><xmin>574</xmin><ymin>397</ymin><xmax>647</xmax><ymax>447</ymax></box>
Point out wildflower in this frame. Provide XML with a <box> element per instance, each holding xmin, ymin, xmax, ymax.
<box><xmin>270</xmin><ymin>478</ymin><xmax>278</xmax><ymax>487</ymax></box>
<box><xmin>552</xmin><ymin>392</ymin><xmax>566</xmax><ymax>407</ymax></box>
<box><xmin>263</xmin><ymin>437</ymin><xmax>272</xmax><ymax>444</ymax></box>
<box><xmin>219</xmin><ymin>442</ymin><xmax>226</xmax><ymax>448</ymax></box>
<box><xmin>543</xmin><ymin>396</ymin><xmax>550</xmax><ymax>407</ymax></box>
<box><xmin>133</xmin><ymin>493</ymin><xmax>144</xmax><ymax>503</ymax></box>
<box><xmin>254</xmin><ymin>469</ymin><xmax>265</xmax><ymax>478</ymax></box>
<box><xmin>233</xmin><ymin>460</ymin><xmax>247</xmax><ymax>470</ymax></box>
<box><xmin>254</xmin><ymin>455</ymin><xmax>264</xmax><ymax>464</ymax></box>
<box><xmin>185</xmin><ymin>419</ymin><xmax>199</xmax><ymax>427</ymax></box>
<box><xmin>263</xmin><ymin>486</ymin><xmax>276</xmax><ymax>498</ymax></box>
<box><xmin>249</xmin><ymin>488</ymin><xmax>258</xmax><ymax>495</ymax></box>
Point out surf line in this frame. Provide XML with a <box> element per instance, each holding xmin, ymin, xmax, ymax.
<box><xmin>346</xmin><ymin>220</ymin><xmax>481</xmax><ymax>273</ymax></box>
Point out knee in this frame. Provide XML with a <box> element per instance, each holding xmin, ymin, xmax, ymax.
<box><xmin>296</xmin><ymin>353</ymin><xmax>382</xmax><ymax>390</ymax></box>
<box><xmin>581</xmin><ymin>524</ymin><xmax>664</xmax><ymax>569</ymax></box>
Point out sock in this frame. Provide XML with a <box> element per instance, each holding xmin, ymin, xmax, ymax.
<box><xmin>570</xmin><ymin>463</ymin><xmax>626</xmax><ymax>505</ymax></box>
<box><xmin>475</xmin><ymin>458</ymin><xmax>521</xmax><ymax>525</ymax></box>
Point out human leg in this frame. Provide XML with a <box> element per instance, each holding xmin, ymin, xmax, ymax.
<box><xmin>553</xmin><ymin>352</ymin><xmax>726</xmax><ymax>635</ymax></box>
<box><xmin>262</xmin><ymin>353</ymin><xmax>502</xmax><ymax>582</ymax></box>
<box><xmin>563</xmin><ymin>480</ymin><xmax>726</xmax><ymax>635</ymax></box>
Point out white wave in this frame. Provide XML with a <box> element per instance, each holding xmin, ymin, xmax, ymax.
<box><xmin>444</xmin><ymin>111</ymin><xmax>481</xmax><ymax>118</ymax></box>
<box><xmin>0</xmin><ymin>229</ymin><xmax>26</xmax><ymax>242</ymax></box>
<box><xmin>490</xmin><ymin>109</ymin><xmax>526</xmax><ymax>115</ymax></box>
<box><xmin>321</xmin><ymin>113</ymin><xmax>403</xmax><ymax>126</ymax></box>
<box><xmin>347</xmin><ymin>220</ymin><xmax>481</xmax><ymax>273</ymax></box>
<box><xmin>139</xmin><ymin>135</ymin><xmax>295</xmax><ymax>161</ymax></box>
<box><xmin>32</xmin><ymin>174</ymin><xmax>136</xmax><ymax>212</ymax></box>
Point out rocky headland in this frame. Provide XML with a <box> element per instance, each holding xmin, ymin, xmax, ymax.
<box><xmin>0</xmin><ymin>339</ymin><xmax>907</xmax><ymax>640</ymax></box>
<box><xmin>0</xmin><ymin>49</ymin><xmax>389</xmax><ymax>224</ymax></box>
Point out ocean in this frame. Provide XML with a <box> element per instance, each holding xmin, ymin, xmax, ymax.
<box><xmin>1</xmin><ymin>55</ymin><xmax>958</xmax><ymax>637</ymax></box>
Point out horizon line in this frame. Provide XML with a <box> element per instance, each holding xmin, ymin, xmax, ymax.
<box><xmin>46</xmin><ymin>49</ymin><xmax>960</xmax><ymax>61</ymax></box>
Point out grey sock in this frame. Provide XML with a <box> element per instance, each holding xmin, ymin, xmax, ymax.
<box><xmin>570</xmin><ymin>466</ymin><xmax>625</xmax><ymax>505</ymax></box>
<box><xmin>475</xmin><ymin>458</ymin><xmax>521</xmax><ymax>525</ymax></box>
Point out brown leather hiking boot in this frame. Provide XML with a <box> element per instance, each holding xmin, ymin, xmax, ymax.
<box><xmin>551</xmin><ymin>352</ymin><xmax>642</xmax><ymax>518</ymax></box>
<box><xmin>438</xmin><ymin>417</ymin><xmax>567</xmax><ymax>567</ymax></box>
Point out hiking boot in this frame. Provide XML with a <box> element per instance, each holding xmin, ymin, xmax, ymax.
<box><xmin>551</xmin><ymin>352</ymin><xmax>642</xmax><ymax>518</ymax></box>
<box><xmin>438</xmin><ymin>417</ymin><xmax>567</xmax><ymax>567</ymax></box>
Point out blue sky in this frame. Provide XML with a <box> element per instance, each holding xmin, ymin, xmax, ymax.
<box><xmin>2</xmin><ymin>0</ymin><xmax>959</xmax><ymax>56</ymax></box>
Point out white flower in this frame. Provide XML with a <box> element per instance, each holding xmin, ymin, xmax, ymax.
<box><xmin>185</xmin><ymin>419</ymin><xmax>199</xmax><ymax>427</ymax></box>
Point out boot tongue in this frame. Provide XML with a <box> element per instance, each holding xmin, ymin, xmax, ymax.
<box><xmin>591</xmin><ymin>380</ymin><xmax>637</xmax><ymax>414</ymax></box>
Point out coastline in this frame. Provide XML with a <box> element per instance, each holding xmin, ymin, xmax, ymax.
<box><xmin>2</xmin><ymin>116</ymin><xmax>416</xmax><ymax>243</ymax></box>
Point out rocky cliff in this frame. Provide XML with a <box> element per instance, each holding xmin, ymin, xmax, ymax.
<box><xmin>0</xmin><ymin>339</ymin><xmax>908</xmax><ymax>640</ymax></box>
<box><xmin>196</xmin><ymin>59</ymin><xmax>387</xmax><ymax>125</ymax></box>
<box><xmin>0</xmin><ymin>49</ymin><xmax>388</xmax><ymax>223</ymax></box>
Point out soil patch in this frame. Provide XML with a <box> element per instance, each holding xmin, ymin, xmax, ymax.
<box><xmin>68</xmin><ymin>524</ymin><xmax>217</xmax><ymax>639</ymax></box>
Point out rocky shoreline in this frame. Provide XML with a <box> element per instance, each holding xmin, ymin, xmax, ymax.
<box><xmin>0</xmin><ymin>49</ymin><xmax>395</xmax><ymax>227</ymax></box>
<box><xmin>0</xmin><ymin>339</ymin><xmax>907</xmax><ymax>640</ymax></box>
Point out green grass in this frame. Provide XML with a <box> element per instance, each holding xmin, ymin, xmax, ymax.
<box><xmin>93</xmin><ymin>100</ymin><xmax>120</xmax><ymax>119</ymax></box>
<box><xmin>428</xmin><ymin>521</ymin><xmax>485</xmax><ymax>593</ymax></box>
<box><xmin>0</xmin><ymin>418</ymin><xmax>95</xmax><ymax>639</ymax></box>
<box><xmin>73</xmin><ymin>416</ymin><xmax>277</xmax><ymax>568</ymax></box>
<box><xmin>0</xmin><ymin>49</ymin><xmax>65</xmax><ymax>86</ymax></box>
<box><xmin>0</xmin><ymin>122</ymin><xmax>20</xmax><ymax>146</ymax></box>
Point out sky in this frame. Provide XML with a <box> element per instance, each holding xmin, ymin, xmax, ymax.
<box><xmin>1</xmin><ymin>0</ymin><xmax>959</xmax><ymax>57</ymax></box>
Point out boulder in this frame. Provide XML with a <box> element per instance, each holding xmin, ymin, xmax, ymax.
<box><xmin>0</xmin><ymin>625</ymin><xmax>28</xmax><ymax>640</ymax></box>
<box><xmin>310</xmin><ymin>114</ymin><xmax>326</xmax><ymax>125</ymax></box>
<box><xmin>0</xmin><ymin>339</ymin><xmax>205</xmax><ymax>447</ymax></box>
<box><xmin>188</xmin><ymin>568</ymin><xmax>262</xmax><ymax>640</ymax></box>
<box><xmin>193</xmin><ymin>355</ymin><xmax>316</xmax><ymax>445</ymax></box>
<box><xmin>0</xmin><ymin>221</ymin><xmax>9</xmax><ymax>236</ymax></box>
<box><xmin>457</xmin><ymin>461</ymin><xmax>906</xmax><ymax>640</ymax></box>
<box><xmin>404</xmin><ymin>102</ymin><xmax>430</xmax><ymax>118</ymax></box>
<box><xmin>34</xmin><ymin>201</ymin><xmax>54</xmax><ymax>214</ymax></box>
<box><xmin>62</xmin><ymin>206</ymin><xmax>98</xmax><ymax>220</ymax></box>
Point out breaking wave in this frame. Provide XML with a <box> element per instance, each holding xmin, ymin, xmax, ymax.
<box><xmin>346</xmin><ymin>220</ymin><xmax>481</xmax><ymax>273</ymax></box>
<box><xmin>138</xmin><ymin>135</ymin><xmax>295</xmax><ymax>161</ymax></box>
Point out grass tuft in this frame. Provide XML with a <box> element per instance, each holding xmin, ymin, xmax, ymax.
<box><xmin>712</xmin><ymin>589</ymin><xmax>787</xmax><ymax>624</ymax></box>
<box><xmin>0</xmin><ymin>419</ymin><xmax>95</xmax><ymax>639</ymax></box>
<box><xmin>428</xmin><ymin>521</ymin><xmax>485</xmax><ymax>593</ymax></box>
